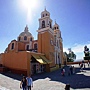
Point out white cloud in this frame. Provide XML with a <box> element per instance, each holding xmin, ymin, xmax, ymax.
<box><xmin>72</xmin><ymin>44</ymin><xmax>84</xmax><ymax>53</ymax></box>
<box><xmin>63</xmin><ymin>42</ymin><xmax>90</xmax><ymax>59</ymax></box>
<box><xmin>72</xmin><ymin>43</ymin><xmax>90</xmax><ymax>53</ymax></box>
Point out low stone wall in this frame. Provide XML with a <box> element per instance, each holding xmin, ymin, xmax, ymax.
<box><xmin>66</xmin><ymin>60</ymin><xmax>89</xmax><ymax>65</ymax></box>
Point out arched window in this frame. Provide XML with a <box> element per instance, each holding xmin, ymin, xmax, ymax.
<box><xmin>34</xmin><ymin>43</ymin><xmax>37</xmax><ymax>50</ymax></box>
<box><xmin>55</xmin><ymin>27</ymin><xmax>56</xmax><ymax>30</ymax></box>
<box><xmin>24</xmin><ymin>36</ymin><xmax>27</xmax><ymax>40</ymax></box>
<box><xmin>49</xmin><ymin>21</ymin><xmax>52</xmax><ymax>28</ymax></box>
<box><xmin>43</xmin><ymin>14</ymin><xmax>44</xmax><ymax>17</ymax></box>
<box><xmin>18</xmin><ymin>37</ymin><xmax>21</xmax><ymax>41</ymax></box>
<box><xmin>42</xmin><ymin>20</ymin><xmax>45</xmax><ymax>28</ymax></box>
<box><xmin>57</xmin><ymin>27</ymin><xmax>58</xmax><ymax>29</ymax></box>
<box><xmin>60</xmin><ymin>33</ymin><xmax>61</xmax><ymax>37</ymax></box>
<box><xmin>30</xmin><ymin>38</ymin><xmax>32</xmax><ymax>41</ymax></box>
<box><xmin>46</xmin><ymin>14</ymin><xmax>47</xmax><ymax>16</ymax></box>
<box><xmin>26</xmin><ymin>45</ymin><xmax>29</xmax><ymax>51</ymax></box>
<box><xmin>11</xmin><ymin>43</ymin><xmax>14</xmax><ymax>49</ymax></box>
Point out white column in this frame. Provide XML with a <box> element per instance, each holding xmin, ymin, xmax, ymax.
<box><xmin>55</xmin><ymin>52</ymin><xmax>56</xmax><ymax>64</ymax></box>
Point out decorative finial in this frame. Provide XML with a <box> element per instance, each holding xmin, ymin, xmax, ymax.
<box><xmin>24</xmin><ymin>25</ymin><xmax>28</xmax><ymax>32</ymax></box>
<box><xmin>45</xmin><ymin>6</ymin><xmax>46</xmax><ymax>11</ymax></box>
<box><xmin>55</xmin><ymin>19</ymin><xmax>56</xmax><ymax>24</ymax></box>
<box><xmin>55</xmin><ymin>20</ymin><xmax>58</xmax><ymax>25</ymax></box>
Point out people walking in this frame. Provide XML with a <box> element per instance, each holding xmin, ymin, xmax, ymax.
<box><xmin>26</xmin><ymin>75</ymin><xmax>33</xmax><ymax>90</ymax></box>
<box><xmin>80</xmin><ymin>63</ymin><xmax>83</xmax><ymax>72</ymax></box>
<box><xmin>87</xmin><ymin>60</ymin><xmax>90</xmax><ymax>67</ymax></box>
<box><xmin>69</xmin><ymin>66</ymin><xmax>73</xmax><ymax>75</ymax></box>
<box><xmin>72</xmin><ymin>66</ymin><xmax>75</xmax><ymax>74</ymax></box>
<box><xmin>61</xmin><ymin>68</ymin><xmax>65</xmax><ymax>76</ymax></box>
<box><xmin>79</xmin><ymin>62</ymin><xmax>80</xmax><ymax>66</ymax></box>
<box><xmin>20</xmin><ymin>76</ymin><xmax>27</xmax><ymax>90</ymax></box>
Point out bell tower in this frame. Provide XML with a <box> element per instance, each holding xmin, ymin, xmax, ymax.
<box><xmin>38</xmin><ymin>8</ymin><xmax>52</xmax><ymax>29</ymax></box>
<box><xmin>53</xmin><ymin>21</ymin><xmax>63</xmax><ymax>65</ymax></box>
<box><xmin>37</xmin><ymin>9</ymin><xmax>55</xmax><ymax>71</ymax></box>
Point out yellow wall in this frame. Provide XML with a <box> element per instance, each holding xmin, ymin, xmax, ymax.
<box><xmin>0</xmin><ymin>54</ymin><xmax>3</xmax><ymax>64</ymax></box>
<box><xmin>38</xmin><ymin>31</ymin><xmax>55</xmax><ymax>69</ymax></box>
<box><xmin>18</xmin><ymin>42</ymin><xmax>25</xmax><ymax>51</ymax></box>
<box><xmin>2</xmin><ymin>51</ymin><xmax>27</xmax><ymax>70</ymax></box>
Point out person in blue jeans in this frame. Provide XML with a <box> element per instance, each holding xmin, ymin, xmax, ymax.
<box><xmin>26</xmin><ymin>75</ymin><xmax>33</xmax><ymax>90</ymax></box>
<box><xmin>20</xmin><ymin>76</ymin><xmax>27</xmax><ymax>90</ymax></box>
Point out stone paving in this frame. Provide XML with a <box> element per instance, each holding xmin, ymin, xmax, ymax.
<box><xmin>0</xmin><ymin>64</ymin><xmax>90</xmax><ymax>90</ymax></box>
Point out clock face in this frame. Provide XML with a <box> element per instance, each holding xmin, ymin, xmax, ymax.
<box><xmin>50</xmin><ymin>40</ymin><xmax>53</xmax><ymax>45</ymax></box>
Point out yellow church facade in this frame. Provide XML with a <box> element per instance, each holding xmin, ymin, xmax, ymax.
<box><xmin>0</xmin><ymin>9</ymin><xmax>63</xmax><ymax>76</ymax></box>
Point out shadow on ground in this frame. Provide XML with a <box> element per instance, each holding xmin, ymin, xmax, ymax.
<box><xmin>32</xmin><ymin>66</ymin><xmax>90</xmax><ymax>89</ymax></box>
<box><xmin>1</xmin><ymin>65</ymin><xmax>90</xmax><ymax>89</ymax></box>
<box><xmin>1</xmin><ymin>72</ymin><xmax>22</xmax><ymax>81</ymax></box>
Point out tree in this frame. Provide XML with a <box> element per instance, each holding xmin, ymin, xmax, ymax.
<box><xmin>64</xmin><ymin>49</ymin><xmax>76</xmax><ymax>62</ymax></box>
<box><xmin>67</xmin><ymin>48</ymin><xmax>76</xmax><ymax>62</ymax></box>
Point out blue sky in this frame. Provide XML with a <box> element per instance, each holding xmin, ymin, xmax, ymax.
<box><xmin>0</xmin><ymin>0</ymin><xmax>90</xmax><ymax>59</ymax></box>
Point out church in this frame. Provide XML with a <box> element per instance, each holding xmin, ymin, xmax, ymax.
<box><xmin>0</xmin><ymin>9</ymin><xmax>63</xmax><ymax>76</ymax></box>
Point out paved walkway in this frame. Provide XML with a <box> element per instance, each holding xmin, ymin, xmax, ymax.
<box><xmin>0</xmin><ymin>64</ymin><xmax>90</xmax><ymax>90</ymax></box>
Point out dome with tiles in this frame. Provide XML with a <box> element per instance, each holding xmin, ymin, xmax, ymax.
<box><xmin>19</xmin><ymin>25</ymin><xmax>32</xmax><ymax>37</ymax></box>
<box><xmin>18</xmin><ymin>25</ymin><xmax>34</xmax><ymax>42</ymax></box>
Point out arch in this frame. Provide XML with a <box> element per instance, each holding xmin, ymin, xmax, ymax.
<box><xmin>24</xmin><ymin>36</ymin><xmax>27</xmax><ymax>40</ymax></box>
<box><xmin>43</xmin><ymin>14</ymin><xmax>44</xmax><ymax>17</ymax></box>
<box><xmin>26</xmin><ymin>45</ymin><xmax>29</xmax><ymax>51</ymax></box>
<box><xmin>42</xmin><ymin>20</ymin><xmax>45</xmax><ymax>28</ymax></box>
<box><xmin>11</xmin><ymin>43</ymin><xmax>14</xmax><ymax>49</ymax></box>
<box><xmin>49</xmin><ymin>21</ymin><xmax>52</xmax><ymax>28</ymax></box>
<box><xmin>30</xmin><ymin>37</ymin><xmax>32</xmax><ymax>41</ymax></box>
<box><xmin>34</xmin><ymin>43</ymin><xmax>37</xmax><ymax>50</ymax></box>
<box><xmin>55</xmin><ymin>27</ymin><xmax>56</xmax><ymax>30</ymax></box>
<box><xmin>18</xmin><ymin>37</ymin><xmax>21</xmax><ymax>41</ymax></box>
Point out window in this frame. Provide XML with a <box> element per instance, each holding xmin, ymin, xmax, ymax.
<box><xmin>30</xmin><ymin>38</ymin><xmax>32</xmax><ymax>41</ymax></box>
<box><xmin>60</xmin><ymin>33</ymin><xmax>61</xmax><ymax>38</ymax></box>
<box><xmin>43</xmin><ymin>14</ymin><xmax>44</xmax><ymax>17</ymax></box>
<box><xmin>46</xmin><ymin>14</ymin><xmax>47</xmax><ymax>16</ymax></box>
<box><xmin>18</xmin><ymin>37</ymin><xmax>21</xmax><ymax>41</ymax></box>
<box><xmin>42</xmin><ymin>21</ymin><xmax>45</xmax><ymax>28</ymax></box>
<box><xmin>24</xmin><ymin>36</ymin><xmax>27</xmax><ymax>40</ymax></box>
<box><xmin>11</xmin><ymin>43</ymin><xmax>14</xmax><ymax>49</ymax></box>
<box><xmin>34</xmin><ymin>43</ymin><xmax>37</xmax><ymax>50</ymax></box>
<box><xmin>57</xmin><ymin>27</ymin><xmax>58</xmax><ymax>29</ymax></box>
<box><xmin>49</xmin><ymin>21</ymin><xmax>52</xmax><ymax>28</ymax></box>
<box><xmin>55</xmin><ymin>27</ymin><xmax>56</xmax><ymax>29</ymax></box>
<box><xmin>26</xmin><ymin>45</ymin><xmax>29</xmax><ymax>51</ymax></box>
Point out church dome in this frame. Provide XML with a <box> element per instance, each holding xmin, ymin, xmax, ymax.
<box><xmin>19</xmin><ymin>25</ymin><xmax>32</xmax><ymax>37</ymax></box>
<box><xmin>18</xmin><ymin>25</ymin><xmax>34</xmax><ymax>42</ymax></box>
